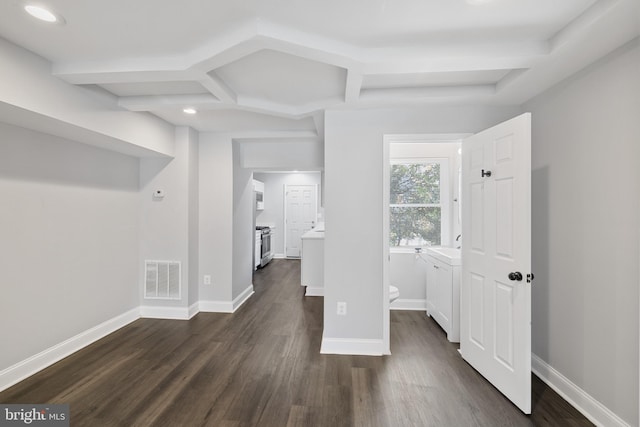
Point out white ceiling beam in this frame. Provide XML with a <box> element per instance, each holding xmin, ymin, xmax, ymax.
<box><xmin>190</xmin><ymin>29</ymin><xmax>358</xmax><ymax>81</ymax></box>
<box><xmin>251</xmin><ymin>20</ymin><xmax>362</xmax><ymax>69</ymax></box>
<box><xmin>345</xmin><ymin>69</ymin><xmax>363</xmax><ymax>103</ymax></box>
<box><xmin>118</xmin><ymin>94</ymin><xmax>220</xmax><ymax>111</ymax></box>
<box><xmin>185</xmin><ymin>19</ymin><xmax>262</xmax><ymax>67</ymax></box>
<box><xmin>217</xmin><ymin>130</ymin><xmax>319</xmax><ymax>139</ymax></box>
<box><xmin>550</xmin><ymin>0</ymin><xmax>619</xmax><ymax>52</ymax></box>
<box><xmin>363</xmin><ymin>58</ymin><xmax>539</xmax><ymax>75</ymax></box>
<box><xmin>295</xmin><ymin>98</ymin><xmax>344</xmax><ymax>116</ymax></box>
<box><xmin>190</xmin><ymin>38</ymin><xmax>265</xmax><ymax>74</ymax></box>
<box><xmin>359</xmin><ymin>85</ymin><xmax>495</xmax><ymax>102</ymax></box>
<box><xmin>233</xmin><ymin>136</ymin><xmax>321</xmax><ymax>144</ymax></box>
<box><xmin>312</xmin><ymin>111</ymin><xmax>325</xmax><ymax>141</ymax></box>
<box><xmin>163</xmin><ymin>98</ymin><xmax>311</xmax><ymax>121</ymax></box>
<box><xmin>53</xmin><ymin>69</ymin><xmax>200</xmax><ymax>85</ymax></box>
<box><xmin>494</xmin><ymin>69</ymin><xmax>529</xmax><ymax>94</ymax></box>
<box><xmin>199</xmin><ymin>73</ymin><xmax>237</xmax><ymax>104</ymax></box>
<box><xmin>235</xmin><ymin>96</ymin><xmax>299</xmax><ymax>117</ymax></box>
<box><xmin>362</xmin><ymin>44</ymin><xmax>548</xmax><ymax>75</ymax></box>
<box><xmin>235</xmin><ymin>95</ymin><xmax>342</xmax><ymax>119</ymax></box>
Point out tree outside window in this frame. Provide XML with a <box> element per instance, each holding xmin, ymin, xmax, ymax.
<box><xmin>390</xmin><ymin>161</ymin><xmax>443</xmax><ymax>247</ymax></box>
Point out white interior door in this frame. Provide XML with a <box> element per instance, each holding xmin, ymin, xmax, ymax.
<box><xmin>285</xmin><ymin>184</ymin><xmax>317</xmax><ymax>257</ymax></box>
<box><xmin>461</xmin><ymin>113</ymin><xmax>532</xmax><ymax>414</ymax></box>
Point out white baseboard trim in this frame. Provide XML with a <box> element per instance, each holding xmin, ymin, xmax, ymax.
<box><xmin>391</xmin><ymin>298</ymin><xmax>426</xmax><ymax>311</ymax></box>
<box><xmin>273</xmin><ymin>253</ymin><xmax>286</xmax><ymax>259</ymax></box>
<box><xmin>232</xmin><ymin>284</ymin><xmax>254</xmax><ymax>312</ymax></box>
<box><xmin>199</xmin><ymin>300</ymin><xmax>234</xmax><ymax>313</ymax></box>
<box><xmin>199</xmin><ymin>285</ymin><xmax>254</xmax><ymax>313</ymax></box>
<box><xmin>304</xmin><ymin>286</ymin><xmax>324</xmax><ymax>296</ymax></box>
<box><xmin>532</xmin><ymin>353</ymin><xmax>630</xmax><ymax>427</ymax></box>
<box><xmin>140</xmin><ymin>305</ymin><xmax>192</xmax><ymax>320</ymax></box>
<box><xmin>188</xmin><ymin>302</ymin><xmax>199</xmax><ymax>319</ymax></box>
<box><xmin>320</xmin><ymin>334</ymin><xmax>386</xmax><ymax>356</ymax></box>
<box><xmin>0</xmin><ymin>307</ymin><xmax>140</xmax><ymax>393</ymax></box>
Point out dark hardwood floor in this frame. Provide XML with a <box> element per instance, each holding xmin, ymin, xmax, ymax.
<box><xmin>0</xmin><ymin>259</ymin><xmax>591</xmax><ymax>426</ymax></box>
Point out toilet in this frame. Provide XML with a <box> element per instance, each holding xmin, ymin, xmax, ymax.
<box><xmin>390</xmin><ymin>285</ymin><xmax>400</xmax><ymax>303</ymax></box>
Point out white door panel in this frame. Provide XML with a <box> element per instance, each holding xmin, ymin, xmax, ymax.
<box><xmin>461</xmin><ymin>113</ymin><xmax>531</xmax><ymax>414</ymax></box>
<box><xmin>285</xmin><ymin>185</ymin><xmax>317</xmax><ymax>258</ymax></box>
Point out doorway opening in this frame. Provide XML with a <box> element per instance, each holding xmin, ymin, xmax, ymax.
<box><xmin>252</xmin><ymin>171</ymin><xmax>322</xmax><ymax>263</ymax></box>
<box><xmin>383</xmin><ymin>113</ymin><xmax>533</xmax><ymax>414</ymax></box>
<box><xmin>382</xmin><ymin>134</ymin><xmax>466</xmax><ymax>354</ymax></box>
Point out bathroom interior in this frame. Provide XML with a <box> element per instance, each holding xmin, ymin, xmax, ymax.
<box><xmin>388</xmin><ymin>139</ymin><xmax>462</xmax><ymax>342</ymax></box>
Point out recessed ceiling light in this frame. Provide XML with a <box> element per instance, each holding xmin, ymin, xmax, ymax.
<box><xmin>24</xmin><ymin>4</ymin><xmax>64</xmax><ymax>24</ymax></box>
<box><xmin>183</xmin><ymin>108</ymin><xmax>197</xmax><ymax>115</ymax></box>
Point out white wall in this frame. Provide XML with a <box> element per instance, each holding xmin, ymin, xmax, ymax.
<box><xmin>232</xmin><ymin>142</ymin><xmax>255</xmax><ymax>298</ymax></box>
<box><xmin>198</xmin><ymin>134</ymin><xmax>233</xmax><ymax>302</ymax></box>
<box><xmin>0</xmin><ymin>122</ymin><xmax>140</xmax><ymax>370</ymax></box>
<box><xmin>139</xmin><ymin>127</ymin><xmax>198</xmax><ymax>311</ymax></box>
<box><xmin>240</xmin><ymin>140</ymin><xmax>323</xmax><ymax>171</ymax></box>
<box><xmin>188</xmin><ymin>129</ymin><xmax>200</xmax><ymax>306</ymax></box>
<box><xmin>323</xmin><ymin>105</ymin><xmax>522</xmax><ymax>350</ymax></box>
<box><xmin>253</xmin><ymin>172</ymin><xmax>322</xmax><ymax>256</ymax></box>
<box><xmin>389</xmin><ymin>253</ymin><xmax>428</xmax><ymax>309</ymax></box>
<box><xmin>525</xmin><ymin>39</ymin><xmax>639</xmax><ymax>426</ymax></box>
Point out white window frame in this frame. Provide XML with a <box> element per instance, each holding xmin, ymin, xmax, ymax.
<box><xmin>389</xmin><ymin>157</ymin><xmax>450</xmax><ymax>248</ymax></box>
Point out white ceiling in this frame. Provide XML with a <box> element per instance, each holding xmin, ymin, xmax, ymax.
<box><xmin>0</xmin><ymin>0</ymin><xmax>638</xmax><ymax>138</ymax></box>
<box><xmin>215</xmin><ymin>49</ymin><xmax>347</xmax><ymax>107</ymax></box>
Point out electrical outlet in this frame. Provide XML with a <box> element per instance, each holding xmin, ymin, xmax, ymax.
<box><xmin>337</xmin><ymin>301</ymin><xmax>347</xmax><ymax>316</ymax></box>
<box><xmin>203</xmin><ymin>275</ymin><xmax>211</xmax><ymax>285</ymax></box>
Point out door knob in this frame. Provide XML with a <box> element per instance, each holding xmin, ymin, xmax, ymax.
<box><xmin>508</xmin><ymin>272</ymin><xmax>523</xmax><ymax>281</ymax></box>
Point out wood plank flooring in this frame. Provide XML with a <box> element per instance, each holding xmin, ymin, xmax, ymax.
<box><xmin>0</xmin><ymin>259</ymin><xmax>592</xmax><ymax>426</ymax></box>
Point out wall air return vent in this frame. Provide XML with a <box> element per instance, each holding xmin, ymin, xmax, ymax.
<box><xmin>144</xmin><ymin>260</ymin><xmax>181</xmax><ymax>300</ymax></box>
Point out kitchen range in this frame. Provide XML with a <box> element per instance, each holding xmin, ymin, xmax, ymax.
<box><xmin>255</xmin><ymin>226</ymin><xmax>273</xmax><ymax>269</ymax></box>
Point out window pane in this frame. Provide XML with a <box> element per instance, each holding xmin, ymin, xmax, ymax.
<box><xmin>390</xmin><ymin>163</ymin><xmax>440</xmax><ymax>204</ymax></box>
<box><xmin>390</xmin><ymin>206</ymin><xmax>441</xmax><ymax>247</ymax></box>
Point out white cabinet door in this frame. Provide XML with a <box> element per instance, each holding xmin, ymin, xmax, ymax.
<box><xmin>461</xmin><ymin>113</ymin><xmax>532</xmax><ymax>414</ymax></box>
<box><xmin>426</xmin><ymin>252</ymin><xmax>461</xmax><ymax>342</ymax></box>
<box><xmin>433</xmin><ymin>262</ymin><xmax>452</xmax><ymax>333</ymax></box>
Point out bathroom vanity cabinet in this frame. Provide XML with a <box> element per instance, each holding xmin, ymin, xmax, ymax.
<box><xmin>425</xmin><ymin>248</ymin><xmax>461</xmax><ymax>343</ymax></box>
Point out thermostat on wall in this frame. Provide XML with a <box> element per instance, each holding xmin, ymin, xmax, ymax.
<box><xmin>153</xmin><ymin>189</ymin><xmax>165</xmax><ymax>199</ymax></box>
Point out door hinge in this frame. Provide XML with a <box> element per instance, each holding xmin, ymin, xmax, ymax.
<box><xmin>527</xmin><ymin>273</ymin><xmax>535</xmax><ymax>283</ymax></box>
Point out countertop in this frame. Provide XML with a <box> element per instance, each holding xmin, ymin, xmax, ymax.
<box><xmin>302</xmin><ymin>228</ymin><xmax>325</xmax><ymax>240</ymax></box>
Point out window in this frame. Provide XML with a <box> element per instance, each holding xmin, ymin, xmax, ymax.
<box><xmin>389</xmin><ymin>159</ymin><xmax>448</xmax><ymax>247</ymax></box>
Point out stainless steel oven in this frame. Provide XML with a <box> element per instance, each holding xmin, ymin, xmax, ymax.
<box><xmin>256</xmin><ymin>226</ymin><xmax>273</xmax><ymax>267</ymax></box>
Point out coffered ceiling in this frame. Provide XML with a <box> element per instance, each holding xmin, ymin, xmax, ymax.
<box><xmin>0</xmin><ymin>0</ymin><xmax>638</xmax><ymax>139</ymax></box>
